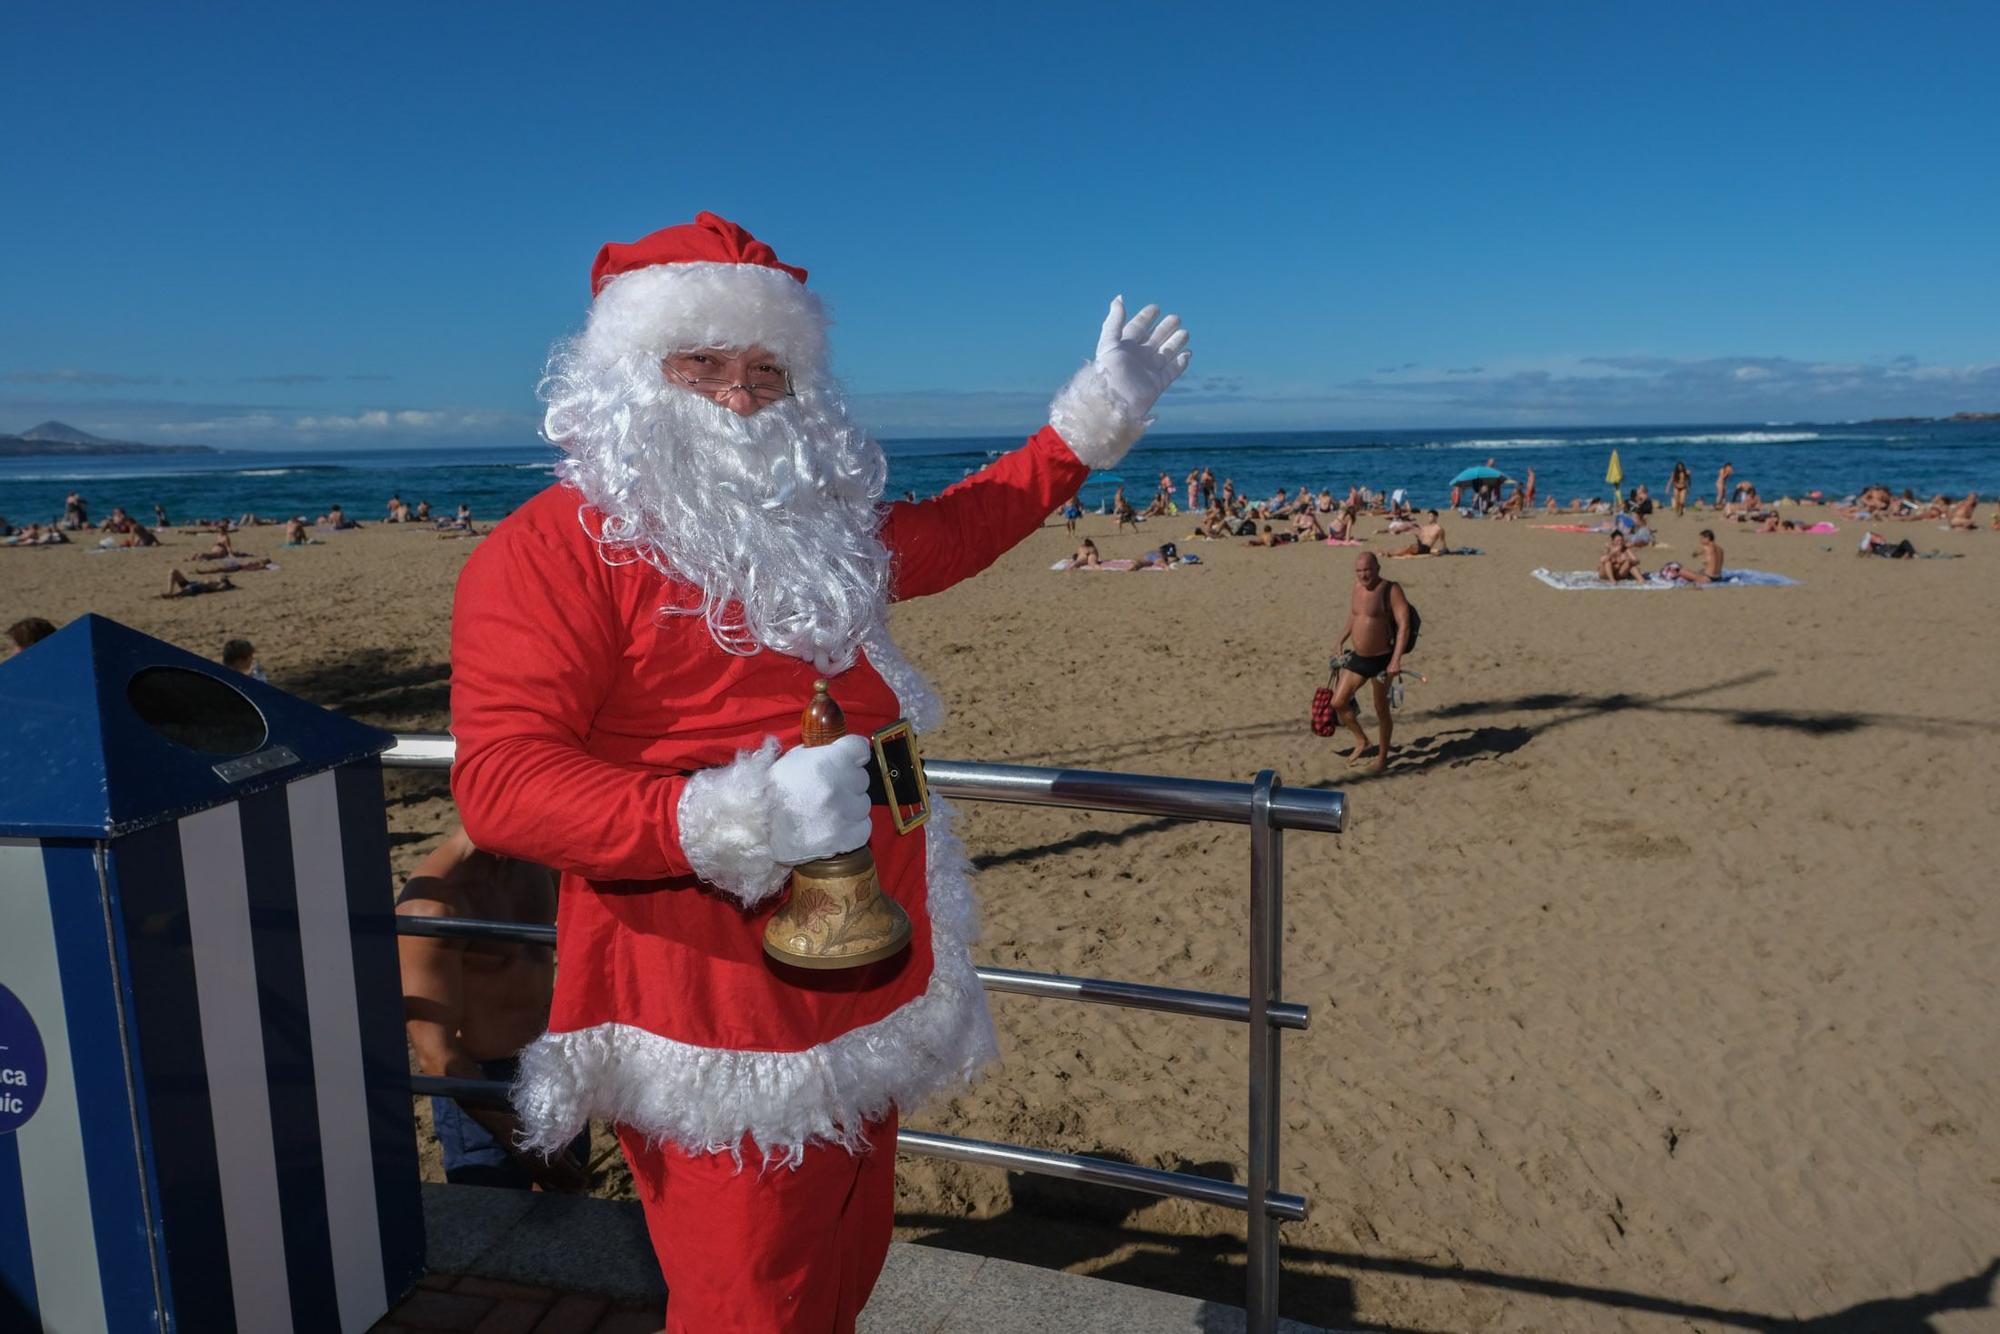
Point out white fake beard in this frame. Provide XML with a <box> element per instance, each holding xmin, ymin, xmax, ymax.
<box><xmin>541</xmin><ymin>345</ymin><xmax>892</xmax><ymax>674</ymax></box>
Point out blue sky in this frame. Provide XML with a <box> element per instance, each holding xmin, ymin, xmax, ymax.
<box><xmin>4</xmin><ymin>1</ymin><xmax>1997</xmax><ymax>446</ymax></box>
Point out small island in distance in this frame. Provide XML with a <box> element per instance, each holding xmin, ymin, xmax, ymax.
<box><xmin>1862</xmin><ymin>412</ymin><xmax>2000</xmax><ymax>425</ymax></box>
<box><xmin>0</xmin><ymin>420</ymin><xmax>216</xmax><ymax>457</ymax></box>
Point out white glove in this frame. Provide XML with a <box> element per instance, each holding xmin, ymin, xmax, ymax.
<box><xmin>1049</xmin><ymin>296</ymin><xmax>1192</xmax><ymax>469</ymax></box>
<box><xmin>1093</xmin><ymin>296</ymin><xmax>1191</xmax><ymax>420</ymax></box>
<box><xmin>767</xmin><ymin>734</ymin><xmax>874</xmax><ymax>865</ymax></box>
<box><xmin>676</xmin><ymin>734</ymin><xmax>875</xmax><ymax>908</ymax></box>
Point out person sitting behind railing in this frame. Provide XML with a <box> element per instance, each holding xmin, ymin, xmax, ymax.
<box><xmin>396</xmin><ymin>826</ymin><xmax>589</xmax><ymax>1192</ymax></box>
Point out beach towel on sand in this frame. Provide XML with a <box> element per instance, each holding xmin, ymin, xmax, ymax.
<box><xmin>1051</xmin><ymin>558</ymin><xmax>1142</xmax><ymax>572</ymax></box>
<box><xmin>1531</xmin><ymin>567</ymin><xmax>1799</xmax><ymax>591</ymax></box>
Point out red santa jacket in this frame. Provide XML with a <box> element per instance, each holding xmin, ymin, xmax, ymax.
<box><xmin>449</xmin><ymin>425</ymin><xmax>1088</xmax><ymax>1158</ymax></box>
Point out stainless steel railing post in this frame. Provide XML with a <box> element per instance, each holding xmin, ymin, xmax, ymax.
<box><xmin>1246</xmin><ymin>769</ymin><xmax>1283</xmax><ymax>1334</ymax></box>
<box><xmin>385</xmin><ymin>733</ymin><xmax>1329</xmax><ymax>1329</ymax></box>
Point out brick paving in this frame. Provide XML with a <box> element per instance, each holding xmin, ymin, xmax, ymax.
<box><xmin>368</xmin><ymin>1273</ymin><xmax>661</xmax><ymax>1334</ymax></box>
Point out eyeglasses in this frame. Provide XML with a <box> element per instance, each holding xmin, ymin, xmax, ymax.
<box><xmin>662</xmin><ymin>356</ymin><xmax>795</xmax><ymax>403</ymax></box>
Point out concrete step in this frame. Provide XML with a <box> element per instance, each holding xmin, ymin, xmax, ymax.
<box><xmin>419</xmin><ymin>1182</ymin><xmax>1339</xmax><ymax>1333</ymax></box>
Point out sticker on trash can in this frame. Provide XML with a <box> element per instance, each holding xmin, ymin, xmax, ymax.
<box><xmin>0</xmin><ymin>983</ymin><xmax>48</xmax><ymax>1133</ymax></box>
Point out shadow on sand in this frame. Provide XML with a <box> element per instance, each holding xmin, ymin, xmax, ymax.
<box><xmin>901</xmin><ymin>1167</ymin><xmax>1999</xmax><ymax>1332</ymax></box>
<box><xmin>969</xmin><ymin>669</ymin><xmax>1959</xmax><ymax>862</ymax></box>
<box><xmin>277</xmin><ymin>644</ymin><xmax>452</xmax><ymax>726</ymax></box>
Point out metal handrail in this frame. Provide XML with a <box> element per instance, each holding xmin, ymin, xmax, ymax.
<box><xmin>383</xmin><ymin>733</ymin><xmax>1339</xmax><ymax>1331</ymax></box>
<box><xmin>395</xmin><ymin>915</ymin><xmax>1308</xmax><ymax>1031</ymax></box>
<box><xmin>406</xmin><ymin>1072</ymin><xmax>1308</xmax><ymax>1223</ymax></box>
<box><xmin>381</xmin><ymin>734</ymin><xmax>1345</xmax><ymax>834</ymax></box>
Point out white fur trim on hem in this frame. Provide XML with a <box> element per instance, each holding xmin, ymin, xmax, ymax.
<box><xmin>1048</xmin><ymin>361</ymin><xmax>1149</xmax><ymax>469</ymax></box>
<box><xmin>510</xmin><ymin>794</ymin><xmax>997</xmax><ymax>1164</ymax></box>
<box><xmin>585</xmin><ymin>261</ymin><xmax>831</xmax><ymax>374</ymax></box>
<box><xmin>676</xmin><ymin>738</ymin><xmax>789</xmax><ymax>908</ymax></box>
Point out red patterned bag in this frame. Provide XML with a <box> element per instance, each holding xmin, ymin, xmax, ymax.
<box><xmin>1310</xmin><ymin>656</ymin><xmax>1348</xmax><ymax>737</ymax></box>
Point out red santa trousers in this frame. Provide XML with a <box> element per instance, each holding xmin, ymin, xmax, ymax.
<box><xmin>618</xmin><ymin>1113</ymin><xmax>898</xmax><ymax>1334</ymax></box>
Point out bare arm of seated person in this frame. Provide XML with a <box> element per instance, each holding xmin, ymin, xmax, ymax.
<box><xmin>395</xmin><ymin>829</ymin><xmax>585</xmax><ymax>1191</ymax></box>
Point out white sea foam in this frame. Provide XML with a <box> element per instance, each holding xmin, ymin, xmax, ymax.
<box><xmin>1652</xmin><ymin>432</ymin><xmax>1824</xmax><ymax>445</ymax></box>
<box><xmin>1424</xmin><ymin>437</ymin><xmax>1572</xmax><ymax>449</ymax></box>
<box><xmin>237</xmin><ymin>468</ymin><xmax>294</xmax><ymax>477</ymax></box>
<box><xmin>1427</xmin><ymin>430</ymin><xmax>1825</xmax><ymax>450</ymax></box>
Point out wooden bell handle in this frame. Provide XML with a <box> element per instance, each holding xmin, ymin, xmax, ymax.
<box><xmin>800</xmin><ymin>679</ymin><xmax>847</xmax><ymax>748</ymax></box>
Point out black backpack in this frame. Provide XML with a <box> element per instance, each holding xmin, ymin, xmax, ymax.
<box><xmin>1398</xmin><ymin>589</ymin><xmax>1422</xmax><ymax>656</ymax></box>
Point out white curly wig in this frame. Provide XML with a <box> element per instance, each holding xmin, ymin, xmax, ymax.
<box><xmin>539</xmin><ymin>261</ymin><xmax>893</xmax><ymax>675</ymax></box>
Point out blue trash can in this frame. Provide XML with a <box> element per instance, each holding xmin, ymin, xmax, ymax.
<box><xmin>0</xmin><ymin>614</ymin><xmax>425</xmax><ymax>1333</ymax></box>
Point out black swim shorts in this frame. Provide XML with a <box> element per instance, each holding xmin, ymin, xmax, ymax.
<box><xmin>1344</xmin><ymin>652</ymin><xmax>1393</xmax><ymax>681</ymax></box>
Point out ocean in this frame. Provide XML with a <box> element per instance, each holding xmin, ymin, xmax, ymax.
<box><xmin>3</xmin><ymin>420</ymin><xmax>1995</xmax><ymax>528</ymax></box>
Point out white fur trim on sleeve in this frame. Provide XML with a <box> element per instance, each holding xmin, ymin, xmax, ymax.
<box><xmin>1048</xmin><ymin>360</ymin><xmax>1149</xmax><ymax>469</ymax></box>
<box><xmin>675</xmin><ymin>737</ymin><xmax>790</xmax><ymax>908</ymax></box>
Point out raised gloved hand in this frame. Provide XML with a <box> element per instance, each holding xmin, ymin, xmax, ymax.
<box><xmin>767</xmin><ymin>733</ymin><xmax>873</xmax><ymax>864</ymax></box>
<box><xmin>1092</xmin><ymin>296</ymin><xmax>1192</xmax><ymax>421</ymax></box>
<box><xmin>1049</xmin><ymin>296</ymin><xmax>1193</xmax><ymax>469</ymax></box>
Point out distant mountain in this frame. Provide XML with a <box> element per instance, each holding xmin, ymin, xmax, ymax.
<box><xmin>1861</xmin><ymin>412</ymin><xmax>2000</xmax><ymax>425</ymax></box>
<box><xmin>21</xmin><ymin>420</ymin><xmax>115</xmax><ymax>445</ymax></box>
<box><xmin>0</xmin><ymin>420</ymin><xmax>215</xmax><ymax>456</ymax></box>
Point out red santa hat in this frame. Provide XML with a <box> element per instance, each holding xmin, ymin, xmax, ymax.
<box><xmin>581</xmin><ymin>212</ymin><xmax>830</xmax><ymax>373</ymax></box>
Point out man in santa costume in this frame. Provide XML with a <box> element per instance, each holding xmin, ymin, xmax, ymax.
<box><xmin>449</xmin><ymin>213</ymin><xmax>1189</xmax><ymax>1332</ymax></box>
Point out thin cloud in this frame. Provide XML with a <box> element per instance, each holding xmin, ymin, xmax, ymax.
<box><xmin>168</xmin><ymin>412</ymin><xmax>288</xmax><ymax>434</ymax></box>
<box><xmin>853</xmin><ymin>351</ymin><xmax>2000</xmax><ymax>434</ymax></box>
<box><xmin>1336</xmin><ymin>354</ymin><xmax>2000</xmax><ymax>420</ymax></box>
<box><xmin>34</xmin><ymin>403</ymin><xmax>531</xmax><ymax>442</ymax></box>
<box><xmin>3</xmin><ymin>369</ymin><xmax>161</xmax><ymax>387</ymax></box>
<box><xmin>290</xmin><ymin>408</ymin><xmax>519</xmax><ymax>433</ymax></box>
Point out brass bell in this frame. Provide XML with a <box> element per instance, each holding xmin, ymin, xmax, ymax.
<box><xmin>762</xmin><ymin>681</ymin><xmax>913</xmax><ymax>970</ymax></box>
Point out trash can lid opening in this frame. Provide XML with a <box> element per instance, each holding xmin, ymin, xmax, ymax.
<box><xmin>126</xmin><ymin>666</ymin><xmax>269</xmax><ymax>757</ymax></box>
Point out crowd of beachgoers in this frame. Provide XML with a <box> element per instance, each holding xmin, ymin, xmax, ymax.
<box><xmin>6</xmin><ymin>459</ymin><xmax>1990</xmax><ymax>609</ymax></box>
<box><xmin>1052</xmin><ymin>459</ymin><xmax>1993</xmax><ymax>578</ymax></box>
<box><xmin>0</xmin><ymin>488</ymin><xmax>485</xmax><ymax>639</ymax></box>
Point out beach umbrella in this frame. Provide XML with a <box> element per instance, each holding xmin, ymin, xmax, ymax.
<box><xmin>1449</xmin><ymin>465</ymin><xmax>1507</xmax><ymax>487</ymax></box>
<box><xmin>1606</xmin><ymin>449</ymin><xmax>1625</xmax><ymax>509</ymax></box>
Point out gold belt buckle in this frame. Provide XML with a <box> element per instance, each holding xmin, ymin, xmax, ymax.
<box><xmin>870</xmin><ymin>719</ymin><xmax>930</xmax><ymax>835</ymax></box>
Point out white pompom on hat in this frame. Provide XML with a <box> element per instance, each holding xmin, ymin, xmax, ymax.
<box><xmin>581</xmin><ymin>212</ymin><xmax>830</xmax><ymax>374</ymax></box>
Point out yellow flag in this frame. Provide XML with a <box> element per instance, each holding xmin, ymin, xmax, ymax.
<box><xmin>1606</xmin><ymin>449</ymin><xmax>1625</xmax><ymax>486</ymax></box>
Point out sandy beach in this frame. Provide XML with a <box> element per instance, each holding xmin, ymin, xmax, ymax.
<box><xmin>6</xmin><ymin>501</ymin><xmax>1997</xmax><ymax>1331</ymax></box>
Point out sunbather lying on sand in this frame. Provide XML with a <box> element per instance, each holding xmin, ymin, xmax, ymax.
<box><xmin>1858</xmin><ymin>532</ymin><xmax>1918</xmax><ymax>559</ymax></box>
<box><xmin>2</xmin><ymin>523</ymin><xmax>69</xmax><ymax>546</ymax></box>
<box><xmin>163</xmin><ymin>570</ymin><xmax>237</xmax><ymax>598</ymax></box>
